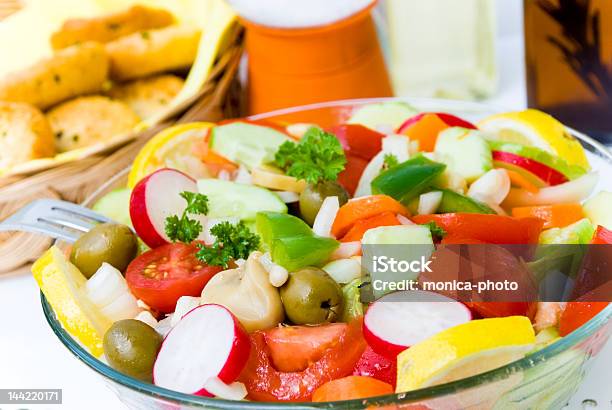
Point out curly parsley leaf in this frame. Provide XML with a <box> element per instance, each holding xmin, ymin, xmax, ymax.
<box><xmin>382</xmin><ymin>153</ymin><xmax>399</xmax><ymax>170</ymax></box>
<box><xmin>273</xmin><ymin>127</ymin><xmax>347</xmax><ymax>185</ymax></box>
<box><xmin>420</xmin><ymin>222</ymin><xmax>447</xmax><ymax>241</ymax></box>
<box><xmin>164</xmin><ymin>191</ymin><xmax>209</xmax><ymax>243</ymax></box>
<box><xmin>196</xmin><ymin>221</ymin><xmax>260</xmax><ymax>268</ymax></box>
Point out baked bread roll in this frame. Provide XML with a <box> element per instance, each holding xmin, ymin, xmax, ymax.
<box><xmin>51</xmin><ymin>5</ymin><xmax>175</xmax><ymax>50</ymax></box>
<box><xmin>106</xmin><ymin>74</ymin><xmax>184</xmax><ymax>119</ymax></box>
<box><xmin>0</xmin><ymin>43</ymin><xmax>109</xmax><ymax>110</ymax></box>
<box><xmin>0</xmin><ymin>101</ymin><xmax>55</xmax><ymax>170</ymax></box>
<box><xmin>106</xmin><ymin>25</ymin><xmax>201</xmax><ymax>81</ymax></box>
<box><xmin>47</xmin><ymin>96</ymin><xmax>140</xmax><ymax>152</ymax></box>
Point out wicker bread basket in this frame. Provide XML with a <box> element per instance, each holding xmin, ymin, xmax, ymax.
<box><xmin>0</xmin><ymin>2</ymin><xmax>245</xmax><ymax>274</ymax></box>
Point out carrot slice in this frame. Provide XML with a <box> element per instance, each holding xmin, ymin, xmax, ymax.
<box><xmin>511</xmin><ymin>204</ymin><xmax>584</xmax><ymax>229</ymax></box>
<box><xmin>340</xmin><ymin>212</ymin><xmax>400</xmax><ymax>242</ymax></box>
<box><xmin>331</xmin><ymin>195</ymin><xmax>409</xmax><ymax>238</ymax></box>
<box><xmin>399</xmin><ymin>113</ymin><xmax>449</xmax><ymax>152</ymax></box>
<box><xmin>505</xmin><ymin>169</ymin><xmax>541</xmax><ymax>193</ymax></box>
<box><xmin>312</xmin><ymin>376</ymin><xmax>393</xmax><ymax>402</ymax></box>
<box><xmin>196</xmin><ymin>142</ymin><xmax>238</xmax><ymax>177</ymax></box>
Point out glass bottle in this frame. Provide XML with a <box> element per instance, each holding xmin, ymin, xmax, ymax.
<box><xmin>524</xmin><ymin>0</ymin><xmax>612</xmax><ymax>142</ymax></box>
<box><xmin>385</xmin><ymin>0</ymin><xmax>497</xmax><ymax>100</ymax></box>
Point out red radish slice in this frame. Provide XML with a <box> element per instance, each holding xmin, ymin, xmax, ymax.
<box><xmin>130</xmin><ymin>168</ymin><xmax>202</xmax><ymax>248</ymax></box>
<box><xmin>396</xmin><ymin>112</ymin><xmax>476</xmax><ymax>133</ymax></box>
<box><xmin>493</xmin><ymin>151</ymin><xmax>568</xmax><ymax>186</ymax></box>
<box><xmin>363</xmin><ymin>290</ymin><xmax>471</xmax><ymax>359</ymax></box>
<box><xmin>153</xmin><ymin>304</ymin><xmax>250</xmax><ymax>396</ymax></box>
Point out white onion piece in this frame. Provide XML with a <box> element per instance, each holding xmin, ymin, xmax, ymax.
<box><xmin>286</xmin><ymin>123</ymin><xmax>316</xmax><ymax>139</ymax></box>
<box><xmin>259</xmin><ymin>252</ymin><xmax>289</xmax><ymax>287</ymax></box>
<box><xmin>203</xmin><ymin>377</ymin><xmax>248</xmax><ymax>401</ymax></box>
<box><xmin>234</xmin><ymin>166</ymin><xmax>252</xmax><ymax>184</ymax></box>
<box><xmin>382</xmin><ymin>134</ymin><xmax>410</xmax><ymax>163</ymax></box>
<box><xmin>417</xmin><ymin>191</ymin><xmax>443</xmax><ymax>215</ymax></box>
<box><xmin>354</xmin><ymin>151</ymin><xmax>386</xmax><ymax>198</ymax></box>
<box><xmin>100</xmin><ymin>292</ymin><xmax>141</xmax><ymax>322</ymax></box>
<box><xmin>85</xmin><ymin>263</ymin><xmax>129</xmax><ymax>309</ymax></box>
<box><xmin>217</xmin><ymin>170</ymin><xmax>231</xmax><ymax>181</ymax></box>
<box><xmin>487</xmin><ymin>202</ymin><xmax>508</xmax><ymax>216</ymax></box>
<box><xmin>323</xmin><ymin>258</ymin><xmax>362</xmax><ymax>284</ymax></box>
<box><xmin>330</xmin><ymin>241</ymin><xmax>361</xmax><ymax>260</ymax></box>
<box><xmin>397</xmin><ymin>214</ymin><xmax>415</xmax><ymax>225</ymax></box>
<box><xmin>503</xmin><ymin>172</ymin><xmax>599</xmax><ymax>208</ymax></box>
<box><xmin>155</xmin><ymin>315</ymin><xmax>174</xmax><ymax>337</ymax></box>
<box><xmin>275</xmin><ymin>190</ymin><xmax>300</xmax><ymax>203</ymax></box>
<box><xmin>468</xmin><ymin>169</ymin><xmax>511</xmax><ymax>205</ymax></box>
<box><xmin>171</xmin><ymin>296</ymin><xmax>201</xmax><ymax>327</ymax></box>
<box><xmin>313</xmin><ymin>196</ymin><xmax>339</xmax><ymax>238</ymax></box>
<box><xmin>134</xmin><ymin>310</ymin><xmax>158</xmax><ymax>328</ymax></box>
<box><xmin>203</xmin><ymin>217</ymin><xmax>240</xmax><ymax>245</ymax></box>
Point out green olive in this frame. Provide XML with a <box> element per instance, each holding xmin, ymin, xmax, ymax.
<box><xmin>299</xmin><ymin>181</ymin><xmax>349</xmax><ymax>226</ymax></box>
<box><xmin>103</xmin><ymin>319</ymin><xmax>162</xmax><ymax>382</ymax></box>
<box><xmin>70</xmin><ymin>223</ymin><xmax>138</xmax><ymax>278</ymax></box>
<box><xmin>280</xmin><ymin>267</ymin><xmax>343</xmax><ymax>325</ymax></box>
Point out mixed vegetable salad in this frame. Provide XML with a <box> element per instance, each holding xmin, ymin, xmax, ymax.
<box><xmin>33</xmin><ymin>102</ymin><xmax>611</xmax><ymax>403</ymax></box>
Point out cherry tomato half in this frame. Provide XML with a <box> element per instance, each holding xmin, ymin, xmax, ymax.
<box><xmin>125</xmin><ymin>243</ymin><xmax>222</xmax><ymax>313</ymax></box>
<box><xmin>239</xmin><ymin>319</ymin><xmax>367</xmax><ymax>402</ymax></box>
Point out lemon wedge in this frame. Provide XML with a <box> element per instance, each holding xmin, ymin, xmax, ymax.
<box><xmin>127</xmin><ymin>122</ymin><xmax>214</xmax><ymax>188</ymax></box>
<box><xmin>396</xmin><ymin>316</ymin><xmax>535</xmax><ymax>392</ymax></box>
<box><xmin>32</xmin><ymin>247</ymin><xmax>112</xmax><ymax>357</ymax></box>
<box><xmin>478</xmin><ymin>109</ymin><xmax>589</xmax><ymax>170</ymax></box>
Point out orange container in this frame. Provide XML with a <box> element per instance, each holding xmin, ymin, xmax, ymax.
<box><xmin>241</xmin><ymin>2</ymin><xmax>393</xmax><ymax>114</ymax></box>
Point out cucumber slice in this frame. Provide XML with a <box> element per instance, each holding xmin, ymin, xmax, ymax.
<box><xmin>435</xmin><ymin>127</ymin><xmax>493</xmax><ymax>183</ymax></box>
<box><xmin>583</xmin><ymin>191</ymin><xmax>612</xmax><ymax>230</ymax></box>
<box><xmin>348</xmin><ymin>102</ymin><xmax>418</xmax><ymax>132</ymax></box>
<box><xmin>437</xmin><ymin>189</ymin><xmax>496</xmax><ymax>214</ymax></box>
<box><xmin>92</xmin><ymin>188</ymin><xmax>132</xmax><ymax>227</ymax></box>
<box><xmin>539</xmin><ymin>218</ymin><xmax>595</xmax><ymax>244</ymax></box>
<box><xmin>362</xmin><ymin>225</ymin><xmax>433</xmax><ymax>245</ymax></box>
<box><xmin>209</xmin><ymin>122</ymin><xmax>291</xmax><ymax>170</ymax></box>
<box><xmin>362</xmin><ymin>225</ymin><xmax>434</xmax><ymax>299</ymax></box>
<box><xmin>197</xmin><ymin>179</ymin><xmax>287</xmax><ymax>220</ymax></box>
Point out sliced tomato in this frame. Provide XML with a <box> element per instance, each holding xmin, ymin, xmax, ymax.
<box><xmin>263</xmin><ymin>324</ymin><xmax>347</xmax><ymax>372</ymax></box>
<box><xmin>467</xmin><ymin>302</ymin><xmax>537</xmax><ymax>320</ymax></box>
<box><xmin>352</xmin><ymin>346</ymin><xmax>397</xmax><ymax>388</ymax></box>
<box><xmin>328</xmin><ymin>124</ymin><xmax>385</xmax><ymax>161</ymax></box>
<box><xmin>312</xmin><ymin>376</ymin><xmax>393</xmax><ymax>402</ymax></box>
<box><xmin>238</xmin><ymin>319</ymin><xmax>367</xmax><ymax>402</ymax></box>
<box><xmin>125</xmin><ymin>243</ymin><xmax>222</xmax><ymax>313</ymax></box>
<box><xmin>341</xmin><ymin>212</ymin><xmax>400</xmax><ymax>242</ymax></box>
<box><xmin>592</xmin><ymin>225</ymin><xmax>612</xmax><ymax>244</ymax></box>
<box><xmin>559</xmin><ymin>302</ymin><xmax>609</xmax><ymax>336</ymax></box>
<box><xmin>338</xmin><ymin>154</ymin><xmax>369</xmax><ymax>196</ymax></box>
<box><xmin>413</xmin><ymin>213</ymin><xmax>544</xmax><ymax>244</ymax></box>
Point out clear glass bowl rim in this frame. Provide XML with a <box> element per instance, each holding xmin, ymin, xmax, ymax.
<box><xmin>41</xmin><ymin>97</ymin><xmax>612</xmax><ymax>408</ymax></box>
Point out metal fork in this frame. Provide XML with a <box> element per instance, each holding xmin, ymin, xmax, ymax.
<box><xmin>0</xmin><ymin>199</ymin><xmax>112</xmax><ymax>243</ymax></box>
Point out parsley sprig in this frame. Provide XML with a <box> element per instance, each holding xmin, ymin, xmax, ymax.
<box><xmin>273</xmin><ymin>127</ymin><xmax>346</xmax><ymax>185</ymax></box>
<box><xmin>165</xmin><ymin>191</ymin><xmax>209</xmax><ymax>243</ymax></box>
<box><xmin>196</xmin><ymin>221</ymin><xmax>260</xmax><ymax>268</ymax></box>
<box><xmin>382</xmin><ymin>153</ymin><xmax>399</xmax><ymax>170</ymax></box>
<box><xmin>421</xmin><ymin>222</ymin><xmax>447</xmax><ymax>241</ymax></box>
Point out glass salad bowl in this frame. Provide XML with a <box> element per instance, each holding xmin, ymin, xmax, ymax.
<box><xmin>42</xmin><ymin>98</ymin><xmax>612</xmax><ymax>409</ymax></box>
